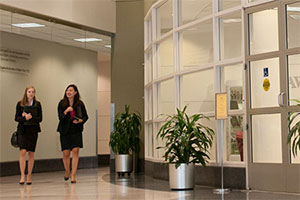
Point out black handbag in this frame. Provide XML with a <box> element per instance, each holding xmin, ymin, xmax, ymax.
<box><xmin>11</xmin><ymin>131</ymin><xmax>19</xmax><ymax>148</ymax></box>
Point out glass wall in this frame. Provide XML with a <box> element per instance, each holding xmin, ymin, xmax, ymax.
<box><xmin>144</xmin><ymin>0</ymin><xmax>247</xmax><ymax>164</ymax></box>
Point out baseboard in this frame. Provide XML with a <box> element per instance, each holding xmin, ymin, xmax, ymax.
<box><xmin>0</xmin><ymin>156</ymin><xmax>98</xmax><ymax>177</ymax></box>
<box><xmin>98</xmin><ymin>154</ymin><xmax>110</xmax><ymax>166</ymax></box>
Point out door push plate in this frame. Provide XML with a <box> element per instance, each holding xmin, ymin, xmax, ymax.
<box><xmin>278</xmin><ymin>92</ymin><xmax>286</xmax><ymax>106</ymax></box>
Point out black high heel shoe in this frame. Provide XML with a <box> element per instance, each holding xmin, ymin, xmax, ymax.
<box><xmin>64</xmin><ymin>176</ymin><xmax>69</xmax><ymax>181</ymax></box>
<box><xmin>19</xmin><ymin>182</ymin><xmax>25</xmax><ymax>185</ymax></box>
<box><xmin>71</xmin><ymin>180</ymin><xmax>76</xmax><ymax>184</ymax></box>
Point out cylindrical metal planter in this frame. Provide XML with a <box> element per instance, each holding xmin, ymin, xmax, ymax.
<box><xmin>115</xmin><ymin>154</ymin><xmax>133</xmax><ymax>172</ymax></box>
<box><xmin>169</xmin><ymin>163</ymin><xmax>195</xmax><ymax>189</ymax></box>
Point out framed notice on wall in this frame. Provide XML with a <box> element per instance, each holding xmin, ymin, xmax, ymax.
<box><xmin>215</xmin><ymin>93</ymin><xmax>228</xmax><ymax>120</ymax></box>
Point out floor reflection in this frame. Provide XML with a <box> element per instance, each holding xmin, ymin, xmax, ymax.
<box><xmin>0</xmin><ymin>167</ymin><xmax>299</xmax><ymax>200</ymax></box>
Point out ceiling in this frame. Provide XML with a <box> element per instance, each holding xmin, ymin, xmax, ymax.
<box><xmin>0</xmin><ymin>9</ymin><xmax>111</xmax><ymax>53</ymax></box>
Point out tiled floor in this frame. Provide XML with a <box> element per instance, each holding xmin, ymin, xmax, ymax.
<box><xmin>0</xmin><ymin>167</ymin><xmax>299</xmax><ymax>200</ymax></box>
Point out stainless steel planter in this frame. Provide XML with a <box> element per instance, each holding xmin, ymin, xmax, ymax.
<box><xmin>115</xmin><ymin>154</ymin><xmax>133</xmax><ymax>172</ymax></box>
<box><xmin>169</xmin><ymin>163</ymin><xmax>195</xmax><ymax>189</ymax></box>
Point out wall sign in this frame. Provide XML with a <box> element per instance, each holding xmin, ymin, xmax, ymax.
<box><xmin>263</xmin><ymin>78</ymin><xmax>270</xmax><ymax>91</ymax></box>
<box><xmin>264</xmin><ymin>67</ymin><xmax>269</xmax><ymax>77</ymax></box>
<box><xmin>215</xmin><ymin>93</ymin><xmax>228</xmax><ymax>120</ymax></box>
<box><xmin>0</xmin><ymin>47</ymin><xmax>30</xmax><ymax>74</ymax></box>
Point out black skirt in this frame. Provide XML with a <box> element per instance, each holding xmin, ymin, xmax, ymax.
<box><xmin>60</xmin><ymin>132</ymin><xmax>83</xmax><ymax>151</ymax></box>
<box><xmin>18</xmin><ymin>127</ymin><xmax>38</xmax><ymax>152</ymax></box>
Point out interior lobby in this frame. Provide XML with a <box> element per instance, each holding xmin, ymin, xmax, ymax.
<box><xmin>0</xmin><ymin>0</ymin><xmax>300</xmax><ymax>199</ymax></box>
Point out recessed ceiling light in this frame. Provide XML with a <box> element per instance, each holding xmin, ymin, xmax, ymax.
<box><xmin>104</xmin><ymin>45</ymin><xmax>111</xmax><ymax>48</ymax></box>
<box><xmin>223</xmin><ymin>19</ymin><xmax>241</xmax><ymax>23</ymax></box>
<box><xmin>74</xmin><ymin>38</ymin><xmax>102</xmax><ymax>42</ymax></box>
<box><xmin>12</xmin><ymin>23</ymin><xmax>45</xmax><ymax>28</ymax></box>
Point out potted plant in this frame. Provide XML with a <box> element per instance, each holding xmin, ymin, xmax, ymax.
<box><xmin>288</xmin><ymin>99</ymin><xmax>300</xmax><ymax>157</ymax></box>
<box><xmin>109</xmin><ymin>105</ymin><xmax>141</xmax><ymax>176</ymax></box>
<box><xmin>157</xmin><ymin>106</ymin><xmax>214</xmax><ymax>189</ymax></box>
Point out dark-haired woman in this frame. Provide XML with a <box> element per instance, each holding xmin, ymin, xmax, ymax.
<box><xmin>15</xmin><ymin>86</ymin><xmax>42</xmax><ymax>185</ymax></box>
<box><xmin>57</xmin><ymin>84</ymin><xmax>88</xmax><ymax>183</ymax></box>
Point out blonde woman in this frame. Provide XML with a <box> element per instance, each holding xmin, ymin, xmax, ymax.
<box><xmin>15</xmin><ymin>86</ymin><xmax>42</xmax><ymax>185</ymax></box>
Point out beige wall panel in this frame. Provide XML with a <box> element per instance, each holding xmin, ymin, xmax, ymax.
<box><xmin>98</xmin><ymin>140</ymin><xmax>110</xmax><ymax>155</ymax></box>
<box><xmin>0</xmin><ymin>0</ymin><xmax>116</xmax><ymax>33</ymax></box>
<box><xmin>97</xmin><ymin>60</ymin><xmax>111</xmax><ymax>92</ymax></box>
<box><xmin>0</xmin><ymin>31</ymin><xmax>97</xmax><ymax>162</ymax></box>
<box><xmin>97</xmin><ymin>91</ymin><xmax>111</xmax><ymax>116</ymax></box>
<box><xmin>98</xmin><ymin>116</ymin><xmax>110</xmax><ymax>141</ymax></box>
<box><xmin>112</xmin><ymin>1</ymin><xmax>144</xmax><ymax>158</ymax></box>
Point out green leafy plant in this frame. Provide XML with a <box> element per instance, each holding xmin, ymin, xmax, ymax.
<box><xmin>110</xmin><ymin>105</ymin><xmax>141</xmax><ymax>154</ymax></box>
<box><xmin>157</xmin><ymin>106</ymin><xmax>214</xmax><ymax>168</ymax></box>
<box><xmin>288</xmin><ymin>99</ymin><xmax>300</xmax><ymax>157</ymax></box>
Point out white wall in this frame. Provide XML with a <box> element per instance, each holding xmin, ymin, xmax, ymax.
<box><xmin>0</xmin><ymin>31</ymin><xmax>97</xmax><ymax>162</ymax></box>
<box><xmin>0</xmin><ymin>0</ymin><xmax>116</xmax><ymax>33</ymax></box>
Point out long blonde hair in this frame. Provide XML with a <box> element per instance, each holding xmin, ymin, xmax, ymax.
<box><xmin>20</xmin><ymin>86</ymin><xmax>37</xmax><ymax>106</ymax></box>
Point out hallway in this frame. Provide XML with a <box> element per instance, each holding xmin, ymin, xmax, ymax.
<box><xmin>0</xmin><ymin>167</ymin><xmax>299</xmax><ymax>200</ymax></box>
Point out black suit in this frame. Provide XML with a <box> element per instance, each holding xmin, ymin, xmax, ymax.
<box><xmin>57</xmin><ymin>100</ymin><xmax>88</xmax><ymax>150</ymax></box>
<box><xmin>15</xmin><ymin>100</ymin><xmax>42</xmax><ymax>152</ymax></box>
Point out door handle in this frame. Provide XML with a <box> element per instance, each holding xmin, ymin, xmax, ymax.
<box><xmin>278</xmin><ymin>92</ymin><xmax>286</xmax><ymax>106</ymax></box>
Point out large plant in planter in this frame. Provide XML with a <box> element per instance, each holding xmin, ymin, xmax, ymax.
<box><xmin>288</xmin><ymin>99</ymin><xmax>300</xmax><ymax>157</ymax></box>
<box><xmin>157</xmin><ymin>106</ymin><xmax>214</xmax><ymax>189</ymax></box>
<box><xmin>110</xmin><ymin>105</ymin><xmax>141</xmax><ymax>175</ymax></box>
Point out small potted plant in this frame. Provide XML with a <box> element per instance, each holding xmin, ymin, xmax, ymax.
<box><xmin>157</xmin><ymin>106</ymin><xmax>214</xmax><ymax>189</ymax></box>
<box><xmin>109</xmin><ymin>105</ymin><xmax>141</xmax><ymax>176</ymax></box>
<box><xmin>288</xmin><ymin>99</ymin><xmax>300</xmax><ymax>157</ymax></box>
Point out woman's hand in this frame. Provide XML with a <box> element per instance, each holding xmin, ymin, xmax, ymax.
<box><xmin>64</xmin><ymin>106</ymin><xmax>73</xmax><ymax>115</ymax></box>
<box><xmin>22</xmin><ymin>112</ymin><xmax>27</xmax><ymax>117</ymax></box>
<box><xmin>73</xmin><ymin>119</ymin><xmax>83</xmax><ymax>124</ymax></box>
<box><xmin>25</xmin><ymin>113</ymin><xmax>32</xmax><ymax>120</ymax></box>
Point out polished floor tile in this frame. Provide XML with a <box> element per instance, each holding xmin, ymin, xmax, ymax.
<box><xmin>0</xmin><ymin>167</ymin><xmax>299</xmax><ymax>200</ymax></box>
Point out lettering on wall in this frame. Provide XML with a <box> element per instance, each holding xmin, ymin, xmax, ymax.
<box><xmin>290</xmin><ymin>76</ymin><xmax>300</xmax><ymax>88</ymax></box>
<box><xmin>0</xmin><ymin>47</ymin><xmax>30</xmax><ymax>73</ymax></box>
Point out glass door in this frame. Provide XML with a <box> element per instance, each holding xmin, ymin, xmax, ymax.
<box><xmin>245</xmin><ymin>0</ymin><xmax>300</xmax><ymax>192</ymax></box>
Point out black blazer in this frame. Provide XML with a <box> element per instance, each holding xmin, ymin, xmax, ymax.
<box><xmin>15</xmin><ymin>100</ymin><xmax>42</xmax><ymax>133</ymax></box>
<box><xmin>57</xmin><ymin>100</ymin><xmax>88</xmax><ymax>135</ymax></box>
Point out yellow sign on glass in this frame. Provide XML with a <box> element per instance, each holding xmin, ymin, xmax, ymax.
<box><xmin>263</xmin><ymin>78</ymin><xmax>270</xmax><ymax>91</ymax></box>
<box><xmin>215</xmin><ymin>93</ymin><xmax>228</xmax><ymax>120</ymax></box>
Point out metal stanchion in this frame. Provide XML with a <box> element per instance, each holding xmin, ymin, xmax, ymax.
<box><xmin>213</xmin><ymin>120</ymin><xmax>230</xmax><ymax>194</ymax></box>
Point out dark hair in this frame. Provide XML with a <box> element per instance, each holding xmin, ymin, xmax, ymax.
<box><xmin>61</xmin><ymin>84</ymin><xmax>81</xmax><ymax>108</ymax></box>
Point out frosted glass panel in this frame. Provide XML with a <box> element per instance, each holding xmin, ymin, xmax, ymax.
<box><xmin>287</xmin><ymin>2</ymin><xmax>300</xmax><ymax>49</ymax></box>
<box><xmin>146</xmin><ymin>124</ymin><xmax>153</xmax><ymax>157</ymax></box>
<box><xmin>200</xmin><ymin>117</ymin><xmax>216</xmax><ymax>163</ymax></box>
<box><xmin>219</xmin><ymin>12</ymin><xmax>242</xmax><ymax>60</ymax></box>
<box><xmin>158</xmin><ymin>36</ymin><xmax>174</xmax><ymax>77</ymax></box>
<box><xmin>157</xmin><ymin>0</ymin><xmax>173</xmax><ymax>37</ymax></box>
<box><xmin>158</xmin><ymin>79</ymin><xmax>175</xmax><ymax>116</ymax></box>
<box><xmin>146</xmin><ymin>88</ymin><xmax>153</xmax><ymax>120</ymax></box>
<box><xmin>225</xmin><ymin>116</ymin><xmax>244</xmax><ymax>162</ymax></box>
<box><xmin>219</xmin><ymin>0</ymin><xmax>241</xmax><ymax>11</ymax></box>
<box><xmin>145</xmin><ymin>53</ymin><xmax>153</xmax><ymax>84</ymax></box>
<box><xmin>181</xmin><ymin>20</ymin><xmax>213</xmax><ymax>69</ymax></box>
<box><xmin>181</xmin><ymin>69</ymin><xmax>214</xmax><ymax>114</ymax></box>
<box><xmin>180</xmin><ymin>0</ymin><xmax>212</xmax><ymax>25</ymax></box>
<box><xmin>288</xmin><ymin>54</ymin><xmax>300</xmax><ymax>105</ymax></box>
<box><xmin>223</xmin><ymin>64</ymin><xmax>243</xmax><ymax>110</ymax></box>
<box><xmin>250</xmin><ymin>58</ymin><xmax>280</xmax><ymax>108</ymax></box>
<box><xmin>249</xmin><ymin>9</ymin><xmax>278</xmax><ymax>55</ymax></box>
<box><xmin>290</xmin><ymin>112</ymin><xmax>300</xmax><ymax>164</ymax></box>
<box><xmin>146</xmin><ymin>19</ymin><xmax>152</xmax><ymax>47</ymax></box>
<box><xmin>252</xmin><ymin>114</ymin><xmax>282</xmax><ymax>163</ymax></box>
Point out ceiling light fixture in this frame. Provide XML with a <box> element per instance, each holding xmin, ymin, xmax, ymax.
<box><xmin>74</xmin><ymin>38</ymin><xmax>102</xmax><ymax>42</ymax></box>
<box><xmin>12</xmin><ymin>23</ymin><xmax>45</xmax><ymax>28</ymax></box>
<box><xmin>104</xmin><ymin>45</ymin><xmax>111</xmax><ymax>48</ymax></box>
